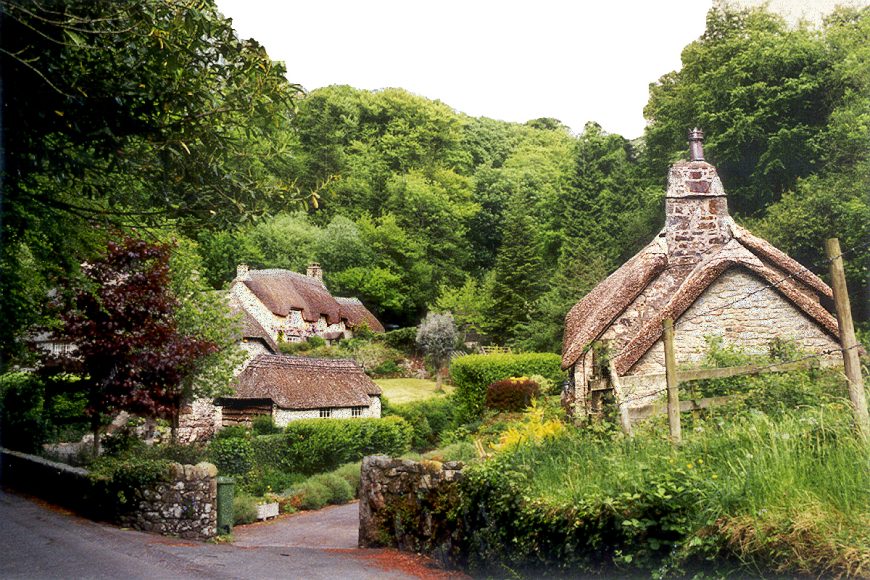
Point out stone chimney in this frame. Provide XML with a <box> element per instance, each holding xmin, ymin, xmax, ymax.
<box><xmin>306</xmin><ymin>262</ymin><xmax>323</xmax><ymax>282</ymax></box>
<box><xmin>665</xmin><ymin>129</ymin><xmax>732</xmax><ymax>266</ymax></box>
<box><xmin>236</xmin><ymin>263</ymin><xmax>250</xmax><ymax>279</ymax></box>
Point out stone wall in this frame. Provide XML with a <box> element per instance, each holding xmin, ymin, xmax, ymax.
<box><xmin>118</xmin><ymin>462</ymin><xmax>217</xmax><ymax>540</ymax></box>
<box><xmin>0</xmin><ymin>447</ymin><xmax>218</xmax><ymax>540</ymax></box>
<box><xmin>176</xmin><ymin>398</ymin><xmax>221</xmax><ymax>444</ymax></box>
<box><xmin>359</xmin><ymin>455</ymin><xmax>464</xmax><ymax>565</ymax></box>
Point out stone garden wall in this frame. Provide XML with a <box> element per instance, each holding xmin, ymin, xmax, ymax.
<box><xmin>0</xmin><ymin>447</ymin><xmax>217</xmax><ymax>540</ymax></box>
<box><xmin>359</xmin><ymin>455</ymin><xmax>464</xmax><ymax>566</ymax></box>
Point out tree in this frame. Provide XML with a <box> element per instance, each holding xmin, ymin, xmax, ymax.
<box><xmin>49</xmin><ymin>238</ymin><xmax>221</xmax><ymax>453</ymax></box>
<box><xmin>416</xmin><ymin>312</ymin><xmax>458</xmax><ymax>390</ymax></box>
<box><xmin>643</xmin><ymin>5</ymin><xmax>837</xmax><ymax>216</ymax></box>
<box><xmin>0</xmin><ymin>0</ymin><xmax>304</xmax><ymax>366</ymax></box>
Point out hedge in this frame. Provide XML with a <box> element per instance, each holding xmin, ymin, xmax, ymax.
<box><xmin>450</xmin><ymin>353</ymin><xmax>564</xmax><ymax>422</ymax></box>
<box><xmin>250</xmin><ymin>417</ymin><xmax>412</xmax><ymax>475</ymax></box>
<box><xmin>386</xmin><ymin>397</ymin><xmax>454</xmax><ymax>451</ymax></box>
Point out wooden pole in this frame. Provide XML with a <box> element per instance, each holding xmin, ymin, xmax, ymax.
<box><xmin>826</xmin><ymin>238</ymin><xmax>870</xmax><ymax>441</ymax></box>
<box><xmin>663</xmin><ymin>318</ymin><xmax>681</xmax><ymax>444</ymax></box>
<box><xmin>608</xmin><ymin>359</ymin><xmax>633</xmax><ymax>437</ymax></box>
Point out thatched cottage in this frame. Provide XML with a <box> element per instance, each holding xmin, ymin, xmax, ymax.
<box><xmin>561</xmin><ymin>130</ymin><xmax>842</xmax><ymax>417</ymax></box>
<box><xmin>219</xmin><ymin>355</ymin><xmax>382</xmax><ymax>426</ymax></box>
<box><xmin>230</xmin><ymin>263</ymin><xmax>384</xmax><ymax>348</ymax></box>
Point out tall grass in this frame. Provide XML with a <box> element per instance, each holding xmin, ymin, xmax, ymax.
<box><xmin>482</xmin><ymin>401</ymin><xmax>870</xmax><ymax>576</ymax></box>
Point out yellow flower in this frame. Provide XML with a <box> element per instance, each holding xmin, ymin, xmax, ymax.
<box><xmin>687</xmin><ymin>463</ymin><xmax>694</xmax><ymax>469</ymax></box>
<box><xmin>711</xmin><ymin>474</ymin><xmax>718</xmax><ymax>479</ymax></box>
<box><xmin>697</xmin><ymin>458</ymin><xmax>704</xmax><ymax>464</ymax></box>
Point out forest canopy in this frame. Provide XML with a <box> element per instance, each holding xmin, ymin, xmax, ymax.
<box><xmin>1</xmin><ymin>1</ymin><xmax>868</xmax><ymax>368</ymax></box>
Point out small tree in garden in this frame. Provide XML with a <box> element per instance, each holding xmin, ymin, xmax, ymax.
<box><xmin>50</xmin><ymin>237</ymin><xmax>221</xmax><ymax>454</ymax></box>
<box><xmin>416</xmin><ymin>312</ymin><xmax>457</xmax><ymax>390</ymax></box>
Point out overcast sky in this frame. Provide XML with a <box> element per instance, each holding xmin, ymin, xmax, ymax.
<box><xmin>215</xmin><ymin>0</ymin><xmax>865</xmax><ymax>139</ymax></box>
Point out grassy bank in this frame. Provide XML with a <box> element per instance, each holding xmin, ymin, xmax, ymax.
<box><xmin>375</xmin><ymin>378</ymin><xmax>451</xmax><ymax>403</ymax></box>
<box><xmin>460</xmin><ymin>397</ymin><xmax>870</xmax><ymax>577</ymax></box>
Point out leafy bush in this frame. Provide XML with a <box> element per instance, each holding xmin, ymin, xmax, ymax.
<box><xmin>246</xmin><ymin>466</ymin><xmax>303</xmax><ymax>496</ymax></box>
<box><xmin>310</xmin><ymin>473</ymin><xmax>354</xmax><ymax>504</ymax></box>
<box><xmin>233</xmin><ymin>492</ymin><xmax>259</xmax><ymax>525</ymax></box>
<box><xmin>380</xmin><ymin>326</ymin><xmax>418</xmax><ymax>354</ymax></box>
<box><xmin>252</xmin><ymin>415</ymin><xmax>280</xmax><ymax>436</ymax></box>
<box><xmin>145</xmin><ymin>442</ymin><xmax>207</xmax><ymax>465</ymax></box>
<box><xmin>371</xmin><ymin>360</ymin><xmax>401</xmax><ymax>377</ymax></box>
<box><xmin>290</xmin><ymin>480</ymin><xmax>332</xmax><ymax>511</ymax></box>
<box><xmin>214</xmin><ymin>425</ymin><xmax>250</xmax><ymax>440</ymax></box>
<box><xmin>387</xmin><ymin>397</ymin><xmax>454</xmax><ymax>451</ymax></box>
<box><xmin>208</xmin><ymin>436</ymin><xmax>254</xmax><ymax>477</ymax></box>
<box><xmin>484</xmin><ymin>377</ymin><xmax>540</xmax><ymax>412</ymax></box>
<box><xmin>450</xmin><ymin>353</ymin><xmax>563</xmax><ymax>422</ymax></box>
<box><xmin>102</xmin><ymin>427</ymin><xmax>147</xmax><ymax>458</ymax></box>
<box><xmin>89</xmin><ymin>456</ymin><xmax>171</xmax><ymax>516</ymax></box>
<box><xmin>0</xmin><ymin>372</ymin><xmax>46</xmax><ymax>453</ymax></box>
<box><xmin>332</xmin><ymin>462</ymin><xmax>362</xmax><ymax>496</ymax></box>
<box><xmin>306</xmin><ymin>335</ymin><xmax>326</xmax><ymax>348</ymax></box>
<box><xmin>251</xmin><ymin>417</ymin><xmax>412</xmax><ymax>475</ymax></box>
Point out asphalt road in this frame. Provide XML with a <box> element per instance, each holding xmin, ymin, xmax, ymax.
<box><xmin>0</xmin><ymin>489</ymin><xmax>417</xmax><ymax>579</ymax></box>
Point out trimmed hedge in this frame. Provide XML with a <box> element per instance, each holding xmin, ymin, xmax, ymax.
<box><xmin>251</xmin><ymin>417</ymin><xmax>412</xmax><ymax>475</ymax></box>
<box><xmin>450</xmin><ymin>353</ymin><xmax>563</xmax><ymax>422</ymax></box>
<box><xmin>386</xmin><ymin>397</ymin><xmax>454</xmax><ymax>451</ymax></box>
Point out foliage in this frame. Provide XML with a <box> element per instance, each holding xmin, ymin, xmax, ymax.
<box><xmin>0</xmin><ymin>372</ymin><xmax>46</xmax><ymax>452</ymax></box>
<box><xmin>232</xmin><ymin>493</ymin><xmax>260</xmax><ymax>526</ymax></box>
<box><xmin>309</xmin><ymin>473</ymin><xmax>354</xmax><ymax>504</ymax></box>
<box><xmin>492</xmin><ymin>400</ymin><xmax>566</xmax><ymax>451</ymax></box>
<box><xmin>251</xmin><ymin>415</ymin><xmax>281</xmax><ymax>436</ymax></box>
<box><xmin>456</xmin><ymin>400</ymin><xmax>868</xmax><ymax>577</ymax></box>
<box><xmin>331</xmin><ymin>462</ymin><xmax>363</xmax><ymax>496</ymax></box>
<box><xmin>0</xmin><ymin>0</ymin><xmax>305</xmax><ymax>365</ymax></box>
<box><xmin>289</xmin><ymin>479</ymin><xmax>332</xmax><ymax>511</ymax></box>
<box><xmin>89</xmin><ymin>456</ymin><xmax>171</xmax><ymax>517</ymax></box>
<box><xmin>208</xmin><ymin>436</ymin><xmax>254</xmax><ymax>478</ymax></box>
<box><xmin>386</xmin><ymin>397</ymin><xmax>455</xmax><ymax>451</ymax></box>
<box><xmin>450</xmin><ymin>353</ymin><xmax>564</xmax><ymax>422</ymax></box>
<box><xmin>416</xmin><ymin>312</ymin><xmax>458</xmax><ymax>388</ymax></box>
<box><xmin>47</xmin><ymin>238</ymin><xmax>218</xmax><ymax>451</ymax></box>
<box><xmin>484</xmin><ymin>378</ymin><xmax>540</xmax><ymax>412</ymax></box>
<box><xmin>249</xmin><ymin>417</ymin><xmax>412</xmax><ymax>476</ymax></box>
<box><xmin>379</xmin><ymin>327</ymin><xmax>418</xmax><ymax>354</ymax></box>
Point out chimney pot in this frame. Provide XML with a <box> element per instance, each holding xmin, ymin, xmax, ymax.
<box><xmin>688</xmin><ymin>128</ymin><xmax>705</xmax><ymax>161</ymax></box>
<box><xmin>236</xmin><ymin>264</ymin><xmax>249</xmax><ymax>279</ymax></box>
<box><xmin>306</xmin><ymin>262</ymin><xmax>323</xmax><ymax>281</ymax></box>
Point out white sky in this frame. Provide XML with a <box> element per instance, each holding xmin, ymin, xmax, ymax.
<box><xmin>215</xmin><ymin>0</ymin><xmax>864</xmax><ymax>139</ymax></box>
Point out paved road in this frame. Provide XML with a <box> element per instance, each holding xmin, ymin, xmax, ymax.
<box><xmin>0</xmin><ymin>489</ymin><xmax>419</xmax><ymax>579</ymax></box>
<box><xmin>234</xmin><ymin>502</ymin><xmax>360</xmax><ymax>549</ymax></box>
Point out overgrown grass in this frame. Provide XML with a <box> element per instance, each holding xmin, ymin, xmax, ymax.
<box><xmin>466</xmin><ymin>398</ymin><xmax>870</xmax><ymax>577</ymax></box>
<box><xmin>375</xmin><ymin>378</ymin><xmax>452</xmax><ymax>403</ymax></box>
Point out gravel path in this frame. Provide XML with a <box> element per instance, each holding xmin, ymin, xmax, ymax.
<box><xmin>233</xmin><ymin>502</ymin><xmax>360</xmax><ymax>549</ymax></box>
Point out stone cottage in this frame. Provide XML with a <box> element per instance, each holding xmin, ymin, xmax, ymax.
<box><xmin>561</xmin><ymin>129</ymin><xmax>842</xmax><ymax>418</ymax></box>
<box><xmin>219</xmin><ymin>355</ymin><xmax>382</xmax><ymax>426</ymax></box>
<box><xmin>229</xmin><ymin>263</ymin><xmax>384</xmax><ymax>347</ymax></box>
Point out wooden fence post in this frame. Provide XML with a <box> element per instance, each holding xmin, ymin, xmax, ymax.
<box><xmin>663</xmin><ymin>318</ymin><xmax>681</xmax><ymax>444</ymax></box>
<box><xmin>826</xmin><ymin>238</ymin><xmax>870</xmax><ymax>441</ymax></box>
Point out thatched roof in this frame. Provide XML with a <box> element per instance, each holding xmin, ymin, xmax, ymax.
<box><xmin>229</xmin><ymin>355</ymin><xmax>381</xmax><ymax>410</ymax></box>
<box><xmin>561</xmin><ymin>217</ymin><xmax>840</xmax><ymax>371</ymax></box>
<box><xmin>241</xmin><ymin>269</ymin><xmax>341</xmax><ymax>324</ymax></box>
<box><xmin>336</xmin><ymin>297</ymin><xmax>385</xmax><ymax>333</ymax></box>
<box><xmin>229</xmin><ymin>296</ymin><xmax>278</xmax><ymax>352</ymax></box>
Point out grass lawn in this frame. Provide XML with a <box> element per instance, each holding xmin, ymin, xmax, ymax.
<box><xmin>374</xmin><ymin>378</ymin><xmax>453</xmax><ymax>404</ymax></box>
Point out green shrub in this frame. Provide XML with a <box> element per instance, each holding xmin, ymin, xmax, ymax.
<box><xmin>371</xmin><ymin>360</ymin><xmax>401</xmax><ymax>377</ymax></box>
<box><xmin>251</xmin><ymin>417</ymin><xmax>412</xmax><ymax>475</ymax></box>
<box><xmin>233</xmin><ymin>492</ymin><xmax>259</xmax><ymax>525</ymax></box>
<box><xmin>387</xmin><ymin>397</ymin><xmax>454</xmax><ymax>451</ymax></box>
<box><xmin>252</xmin><ymin>415</ymin><xmax>280</xmax><ymax>436</ymax></box>
<box><xmin>332</xmin><ymin>462</ymin><xmax>362</xmax><ymax>495</ymax></box>
<box><xmin>422</xmin><ymin>441</ymin><xmax>477</xmax><ymax>463</ymax></box>
<box><xmin>380</xmin><ymin>326</ymin><xmax>418</xmax><ymax>354</ymax></box>
<box><xmin>450</xmin><ymin>353</ymin><xmax>563</xmax><ymax>423</ymax></box>
<box><xmin>291</xmin><ymin>480</ymin><xmax>331</xmax><ymax>511</ymax></box>
<box><xmin>310</xmin><ymin>473</ymin><xmax>354</xmax><ymax>504</ymax></box>
<box><xmin>484</xmin><ymin>377</ymin><xmax>540</xmax><ymax>412</ymax></box>
<box><xmin>208</xmin><ymin>437</ymin><xmax>254</xmax><ymax>477</ymax></box>
<box><xmin>0</xmin><ymin>372</ymin><xmax>46</xmax><ymax>453</ymax></box>
<box><xmin>246</xmin><ymin>466</ymin><xmax>303</xmax><ymax>496</ymax></box>
<box><xmin>214</xmin><ymin>425</ymin><xmax>250</xmax><ymax>440</ymax></box>
<box><xmin>102</xmin><ymin>427</ymin><xmax>146</xmax><ymax>458</ymax></box>
<box><xmin>306</xmin><ymin>335</ymin><xmax>326</xmax><ymax>348</ymax></box>
<box><xmin>89</xmin><ymin>456</ymin><xmax>171</xmax><ymax>516</ymax></box>
<box><xmin>278</xmin><ymin>340</ymin><xmax>310</xmax><ymax>355</ymax></box>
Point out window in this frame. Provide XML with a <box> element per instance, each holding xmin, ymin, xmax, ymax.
<box><xmin>319</xmin><ymin>408</ymin><xmax>331</xmax><ymax>418</ymax></box>
<box><xmin>352</xmin><ymin>406</ymin><xmax>364</xmax><ymax>418</ymax></box>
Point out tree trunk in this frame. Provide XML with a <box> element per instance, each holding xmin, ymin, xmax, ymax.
<box><xmin>170</xmin><ymin>410</ymin><xmax>179</xmax><ymax>445</ymax></box>
<box><xmin>435</xmin><ymin>367</ymin><xmax>444</xmax><ymax>391</ymax></box>
<box><xmin>90</xmin><ymin>414</ymin><xmax>101</xmax><ymax>457</ymax></box>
